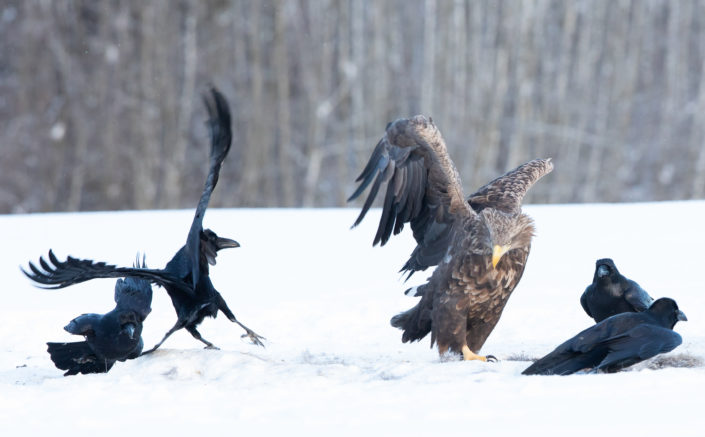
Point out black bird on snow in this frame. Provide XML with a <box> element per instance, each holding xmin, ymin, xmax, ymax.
<box><xmin>47</xmin><ymin>257</ymin><xmax>152</xmax><ymax>376</ymax></box>
<box><xmin>24</xmin><ymin>87</ymin><xmax>264</xmax><ymax>353</ymax></box>
<box><xmin>522</xmin><ymin>297</ymin><xmax>687</xmax><ymax>375</ymax></box>
<box><xmin>581</xmin><ymin>258</ymin><xmax>654</xmax><ymax>323</ymax></box>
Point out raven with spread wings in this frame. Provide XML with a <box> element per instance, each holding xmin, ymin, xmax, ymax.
<box><xmin>349</xmin><ymin>116</ymin><xmax>553</xmax><ymax>361</ymax></box>
<box><xmin>24</xmin><ymin>88</ymin><xmax>264</xmax><ymax>353</ymax></box>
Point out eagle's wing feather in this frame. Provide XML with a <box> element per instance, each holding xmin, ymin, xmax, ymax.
<box><xmin>349</xmin><ymin>116</ymin><xmax>473</xmax><ymax>276</ymax></box>
<box><xmin>467</xmin><ymin>159</ymin><xmax>553</xmax><ymax>214</ymax></box>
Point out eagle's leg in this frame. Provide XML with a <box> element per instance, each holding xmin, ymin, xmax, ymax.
<box><xmin>461</xmin><ymin>345</ymin><xmax>497</xmax><ymax>362</ymax></box>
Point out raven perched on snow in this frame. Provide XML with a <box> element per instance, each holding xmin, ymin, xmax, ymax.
<box><xmin>522</xmin><ymin>297</ymin><xmax>687</xmax><ymax>376</ymax></box>
<box><xmin>580</xmin><ymin>258</ymin><xmax>654</xmax><ymax>323</ymax></box>
<box><xmin>24</xmin><ymin>87</ymin><xmax>264</xmax><ymax>353</ymax></box>
<box><xmin>47</xmin><ymin>257</ymin><xmax>152</xmax><ymax>376</ymax></box>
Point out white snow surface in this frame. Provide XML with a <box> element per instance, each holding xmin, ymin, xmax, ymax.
<box><xmin>2</xmin><ymin>203</ymin><xmax>704</xmax><ymax>435</ymax></box>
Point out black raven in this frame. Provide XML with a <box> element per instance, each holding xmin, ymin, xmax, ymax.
<box><xmin>522</xmin><ymin>297</ymin><xmax>687</xmax><ymax>375</ymax></box>
<box><xmin>580</xmin><ymin>258</ymin><xmax>654</xmax><ymax>323</ymax></box>
<box><xmin>47</xmin><ymin>257</ymin><xmax>152</xmax><ymax>376</ymax></box>
<box><xmin>24</xmin><ymin>87</ymin><xmax>264</xmax><ymax>353</ymax></box>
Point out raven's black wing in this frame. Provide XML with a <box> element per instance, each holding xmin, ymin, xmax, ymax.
<box><xmin>580</xmin><ymin>285</ymin><xmax>594</xmax><ymax>319</ymax></box>
<box><xmin>23</xmin><ymin>250</ymin><xmax>191</xmax><ymax>294</ymax></box>
<box><xmin>595</xmin><ymin>324</ymin><xmax>682</xmax><ymax>372</ymax></box>
<box><xmin>522</xmin><ymin>314</ymin><xmax>640</xmax><ymax>375</ymax></box>
<box><xmin>64</xmin><ymin>313</ymin><xmax>101</xmax><ymax>336</ymax></box>
<box><xmin>623</xmin><ymin>280</ymin><xmax>654</xmax><ymax>313</ymax></box>
<box><xmin>185</xmin><ymin>87</ymin><xmax>233</xmax><ymax>289</ymax></box>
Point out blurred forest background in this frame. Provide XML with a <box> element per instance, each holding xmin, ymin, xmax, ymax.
<box><xmin>2</xmin><ymin>0</ymin><xmax>705</xmax><ymax>213</ymax></box>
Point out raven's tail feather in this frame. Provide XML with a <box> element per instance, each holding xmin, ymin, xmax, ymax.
<box><xmin>46</xmin><ymin>342</ymin><xmax>114</xmax><ymax>376</ymax></box>
<box><xmin>521</xmin><ymin>351</ymin><xmax>597</xmax><ymax>376</ymax></box>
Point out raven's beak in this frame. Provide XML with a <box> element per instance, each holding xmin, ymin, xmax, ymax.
<box><xmin>677</xmin><ymin>310</ymin><xmax>688</xmax><ymax>322</ymax></box>
<box><xmin>597</xmin><ymin>265</ymin><xmax>610</xmax><ymax>278</ymax></box>
<box><xmin>124</xmin><ymin>323</ymin><xmax>136</xmax><ymax>339</ymax></box>
<box><xmin>492</xmin><ymin>245</ymin><xmax>510</xmax><ymax>269</ymax></box>
<box><xmin>216</xmin><ymin>237</ymin><xmax>240</xmax><ymax>250</ymax></box>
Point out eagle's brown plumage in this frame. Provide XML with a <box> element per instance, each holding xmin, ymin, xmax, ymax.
<box><xmin>349</xmin><ymin>116</ymin><xmax>553</xmax><ymax>360</ymax></box>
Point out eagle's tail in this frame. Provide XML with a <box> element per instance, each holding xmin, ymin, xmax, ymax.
<box><xmin>47</xmin><ymin>342</ymin><xmax>114</xmax><ymax>376</ymax></box>
<box><xmin>390</xmin><ymin>299</ymin><xmax>432</xmax><ymax>343</ymax></box>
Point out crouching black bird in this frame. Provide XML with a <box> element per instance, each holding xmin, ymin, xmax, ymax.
<box><xmin>581</xmin><ymin>258</ymin><xmax>654</xmax><ymax>323</ymax></box>
<box><xmin>47</xmin><ymin>257</ymin><xmax>152</xmax><ymax>376</ymax></box>
<box><xmin>522</xmin><ymin>297</ymin><xmax>687</xmax><ymax>375</ymax></box>
<box><xmin>24</xmin><ymin>87</ymin><xmax>264</xmax><ymax>353</ymax></box>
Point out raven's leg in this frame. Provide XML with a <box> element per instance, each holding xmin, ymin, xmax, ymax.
<box><xmin>141</xmin><ymin>320</ymin><xmax>185</xmax><ymax>355</ymax></box>
<box><xmin>215</xmin><ymin>293</ymin><xmax>265</xmax><ymax>347</ymax></box>
<box><xmin>186</xmin><ymin>325</ymin><xmax>219</xmax><ymax>350</ymax></box>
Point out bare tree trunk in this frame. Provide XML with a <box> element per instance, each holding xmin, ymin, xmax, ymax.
<box><xmin>133</xmin><ymin>1</ymin><xmax>160</xmax><ymax>209</ymax></box>
<box><xmin>421</xmin><ymin>0</ymin><xmax>436</xmax><ymax>113</ymax></box>
<box><xmin>302</xmin><ymin>0</ymin><xmax>335</xmax><ymax>207</ymax></box>
<box><xmin>274</xmin><ymin>1</ymin><xmax>295</xmax><ymax>207</ymax></box>
<box><xmin>477</xmin><ymin>1</ymin><xmax>508</xmax><ymax>185</ymax></box>
<box><xmin>162</xmin><ymin>1</ymin><xmax>198</xmax><ymax>208</ymax></box>
<box><xmin>582</xmin><ymin>3</ymin><xmax>612</xmax><ymax>202</ymax></box>
<box><xmin>690</xmin><ymin>54</ymin><xmax>705</xmax><ymax>197</ymax></box>
<box><xmin>506</xmin><ymin>0</ymin><xmax>532</xmax><ymax>170</ymax></box>
<box><xmin>345</xmin><ymin>0</ymin><xmax>364</xmax><ymax>205</ymax></box>
<box><xmin>613</xmin><ymin>0</ymin><xmax>640</xmax><ymax>200</ymax></box>
<box><xmin>42</xmin><ymin>3</ymin><xmax>88</xmax><ymax>211</ymax></box>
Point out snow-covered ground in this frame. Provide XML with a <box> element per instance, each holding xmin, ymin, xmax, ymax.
<box><xmin>1</xmin><ymin>203</ymin><xmax>704</xmax><ymax>435</ymax></box>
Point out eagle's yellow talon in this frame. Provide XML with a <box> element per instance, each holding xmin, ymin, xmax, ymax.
<box><xmin>461</xmin><ymin>345</ymin><xmax>496</xmax><ymax>362</ymax></box>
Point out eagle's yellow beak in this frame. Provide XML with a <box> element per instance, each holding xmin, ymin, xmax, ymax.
<box><xmin>492</xmin><ymin>244</ymin><xmax>511</xmax><ymax>269</ymax></box>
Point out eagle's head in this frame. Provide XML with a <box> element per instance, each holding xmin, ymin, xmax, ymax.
<box><xmin>473</xmin><ymin>209</ymin><xmax>535</xmax><ymax>269</ymax></box>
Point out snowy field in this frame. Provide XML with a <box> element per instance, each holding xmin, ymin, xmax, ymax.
<box><xmin>1</xmin><ymin>202</ymin><xmax>704</xmax><ymax>435</ymax></box>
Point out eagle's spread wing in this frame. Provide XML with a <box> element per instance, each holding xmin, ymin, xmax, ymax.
<box><xmin>23</xmin><ymin>250</ymin><xmax>192</xmax><ymax>294</ymax></box>
<box><xmin>349</xmin><ymin>116</ymin><xmax>473</xmax><ymax>276</ymax></box>
<box><xmin>353</xmin><ymin>116</ymin><xmax>554</xmax><ymax>360</ymax></box>
<box><xmin>467</xmin><ymin>159</ymin><xmax>553</xmax><ymax>214</ymax></box>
